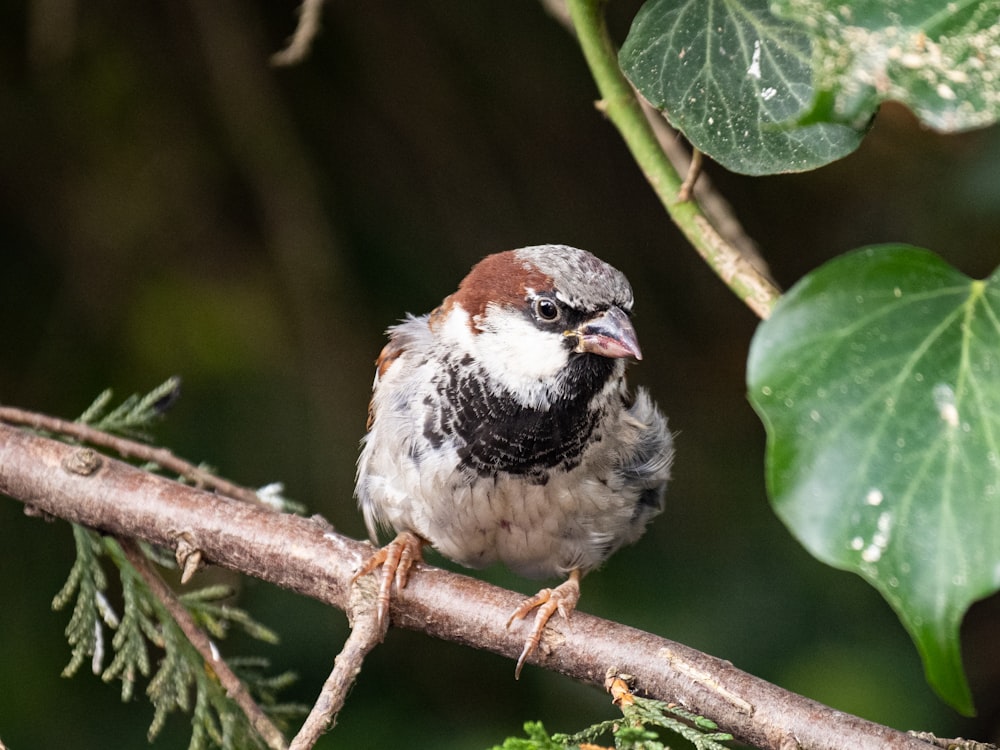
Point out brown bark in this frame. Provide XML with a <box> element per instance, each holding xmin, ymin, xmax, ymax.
<box><xmin>0</xmin><ymin>422</ymin><xmax>936</xmax><ymax>750</ymax></box>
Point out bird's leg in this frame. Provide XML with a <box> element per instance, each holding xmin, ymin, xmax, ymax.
<box><xmin>353</xmin><ymin>530</ymin><xmax>425</xmax><ymax>628</ymax></box>
<box><xmin>506</xmin><ymin>568</ymin><xmax>582</xmax><ymax>679</ymax></box>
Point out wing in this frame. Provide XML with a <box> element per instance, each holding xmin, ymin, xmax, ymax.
<box><xmin>357</xmin><ymin>314</ymin><xmax>436</xmax><ymax>542</ymax></box>
<box><xmin>367</xmin><ymin>339</ymin><xmax>405</xmax><ymax>430</ymax></box>
<box><xmin>365</xmin><ymin>313</ymin><xmax>433</xmax><ymax>430</ymax></box>
<box><xmin>615</xmin><ymin>387</ymin><xmax>673</xmax><ymax>515</ymax></box>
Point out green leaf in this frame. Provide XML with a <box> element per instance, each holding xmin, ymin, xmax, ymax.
<box><xmin>84</xmin><ymin>376</ymin><xmax>182</xmax><ymax>437</ymax></box>
<box><xmin>774</xmin><ymin>0</ymin><xmax>1000</xmax><ymax>132</ymax></box>
<box><xmin>747</xmin><ymin>245</ymin><xmax>1000</xmax><ymax>715</ymax></box>
<box><xmin>619</xmin><ymin>0</ymin><xmax>864</xmax><ymax>175</ymax></box>
<box><xmin>53</xmin><ymin>525</ymin><xmax>111</xmax><ymax>678</ymax></box>
<box><xmin>488</xmin><ymin>721</ymin><xmax>563</xmax><ymax>750</ymax></box>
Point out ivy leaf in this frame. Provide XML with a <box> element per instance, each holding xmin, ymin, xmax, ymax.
<box><xmin>774</xmin><ymin>0</ymin><xmax>1000</xmax><ymax>132</ymax></box>
<box><xmin>747</xmin><ymin>245</ymin><xmax>1000</xmax><ymax>715</ymax></box>
<box><xmin>619</xmin><ymin>0</ymin><xmax>864</xmax><ymax>175</ymax></box>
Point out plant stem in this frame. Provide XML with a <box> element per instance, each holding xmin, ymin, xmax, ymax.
<box><xmin>565</xmin><ymin>0</ymin><xmax>782</xmax><ymax>319</ymax></box>
<box><xmin>0</xmin><ymin>406</ymin><xmax>267</xmax><ymax>507</ymax></box>
<box><xmin>114</xmin><ymin>537</ymin><xmax>289</xmax><ymax>750</ymax></box>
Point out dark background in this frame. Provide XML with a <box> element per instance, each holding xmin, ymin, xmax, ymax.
<box><xmin>2</xmin><ymin>1</ymin><xmax>1000</xmax><ymax>748</ymax></box>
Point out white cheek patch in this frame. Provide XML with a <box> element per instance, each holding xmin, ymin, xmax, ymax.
<box><xmin>435</xmin><ymin>302</ymin><xmax>570</xmax><ymax>409</ymax></box>
<box><xmin>473</xmin><ymin>305</ymin><xmax>569</xmax><ymax>385</ymax></box>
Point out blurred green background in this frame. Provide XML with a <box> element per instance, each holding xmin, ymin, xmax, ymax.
<box><xmin>2</xmin><ymin>1</ymin><xmax>1000</xmax><ymax>748</ymax></box>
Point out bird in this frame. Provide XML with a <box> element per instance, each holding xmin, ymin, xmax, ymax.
<box><xmin>354</xmin><ymin>244</ymin><xmax>673</xmax><ymax>676</ymax></box>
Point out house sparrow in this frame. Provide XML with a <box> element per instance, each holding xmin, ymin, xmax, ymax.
<box><xmin>355</xmin><ymin>244</ymin><xmax>673</xmax><ymax>676</ymax></box>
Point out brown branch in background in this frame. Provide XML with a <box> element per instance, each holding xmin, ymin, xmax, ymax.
<box><xmin>271</xmin><ymin>0</ymin><xmax>326</xmax><ymax>66</ymax></box>
<box><xmin>187</xmin><ymin>0</ymin><xmax>369</xmax><ymax>503</ymax></box>
<box><xmin>0</xmin><ymin>406</ymin><xmax>266</xmax><ymax>507</ymax></box>
<box><xmin>0</xmin><ymin>423</ymin><xmax>939</xmax><ymax>750</ymax></box>
<box><xmin>117</xmin><ymin>537</ymin><xmax>289</xmax><ymax>750</ymax></box>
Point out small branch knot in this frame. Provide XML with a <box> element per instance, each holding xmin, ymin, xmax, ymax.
<box><xmin>61</xmin><ymin>448</ymin><xmax>102</xmax><ymax>476</ymax></box>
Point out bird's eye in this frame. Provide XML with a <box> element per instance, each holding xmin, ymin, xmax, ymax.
<box><xmin>533</xmin><ymin>297</ymin><xmax>561</xmax><ymax>322</ymax></box>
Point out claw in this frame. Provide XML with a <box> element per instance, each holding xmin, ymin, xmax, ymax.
<box><xmin>506</xmin><ymin>569</ymin><xmax>582</xmax><ymax>679</ymax></box>
<box><xmin>353</xmin><ymin>531</ymin><xmax>425</xmax><ymax>628</ymax></box>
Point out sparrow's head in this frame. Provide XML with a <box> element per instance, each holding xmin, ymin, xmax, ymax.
<box><xmin>434</xmin><ymin>245</ymin><xmax>642</xmax><ymax>405</ymax></box>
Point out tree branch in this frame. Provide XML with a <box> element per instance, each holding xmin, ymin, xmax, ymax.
<box><xmin>0</xmin><ymin>422</ymin><xmax>937</xmax><ymax>750</ymax></box>
<box><xmin>563</xmin><ymin>0</ymin><xmax>781</xmax><ymax>319</ymax></box>
<box><xmin>271</xmin><ymin>0</ymin><xmax>326</xmax><ymax>67</ymax></box>
<box><xmin>0</xmin><ymin>406</ymin><xmax>267</xmax><ymax>506</ymax></box>
<box><xmin>541</xmin><ymin>0</ymin><xmax>770</xmax><ymax>281</ymax></box>
<box><xmin>115</xmin><ymin>537</ymin><xmax>289</xmax><ymax>750</ymax></box>
<box><xmin>288</xmin><ymin>574</ymin><xmax>387</xmax><ymax>750</ymax></box>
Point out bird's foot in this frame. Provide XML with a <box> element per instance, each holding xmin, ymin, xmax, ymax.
<box><xmin>506</xmin><ymin>569</ymin><xmax>582</xmax><ymax>679</ymax></box>
<box><xmin>353</xmin><ymin>530</ymin><xmax>425</xmax><ymax>629</ymax></box>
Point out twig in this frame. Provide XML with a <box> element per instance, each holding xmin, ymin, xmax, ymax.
<box><xmin>115</xmin><ymin>536</ymin><xmax>288</xmax><ymax>750</ymax></box>
<box><xmin>0</xmin><ymin>406</ymin><xmax>268</xmax><ymax>507</ymax></box>
<box><xmin>288</xmin><ymin>575</ymin><xmax>388</xmax><ymax>750</ymax></box>
<box><xmin>678</xmin><ymin>148</ymin><xmax>703</xmax><ymax>203</ymax></box>
<box><xmin>0</xmin><ymin>423</ymin><xmax>942</xmax><ymax>750</ymax></box>
<box><xmin>563</xmin><ymin>0</ymin><xmax>781</xmax><ymax>319</ymax></box>
<box><xmin>271</xmin><ymin>0</ymin><xmax>325</xmax><ymax>66</ymax></box>
<box><xmin>635</xmin><ymin>96</ymin><xmax>772</xmax><ymax>280</ymax></box>
<box><xmin>541</xmin><ymin>0</ymin><xmax>769</xmax><ymax>281</ymax></box>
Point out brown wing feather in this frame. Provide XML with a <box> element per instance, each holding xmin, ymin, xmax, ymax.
<box><xmin>366</xmin><ymin>335</ymin><xmax>407</xmax><ymax>430</ymax></box>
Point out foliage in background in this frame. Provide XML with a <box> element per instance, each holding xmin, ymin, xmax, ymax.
<box><xmin>619</xmin><ymin>0</ymin><xmax>865</xmax><ymax>175</ymax></box>
<box><xmin>492</xmin><ymin>696</ymin><xmax>732</xmax><ymax>750</ymax></box>
<box><xmin>52</xmin><ymin>382</ymin><xmax>302</xmax><ymax>750</ymax></box>
<box><xmin>748</xmin><ymin>246</ymin><xmax>1000</xmax><ymax>715</ymax></box>
<box><xmin>620</xmin><ymin>0</ymin><xmax>1000</xmax><ymax>174</ymax></box>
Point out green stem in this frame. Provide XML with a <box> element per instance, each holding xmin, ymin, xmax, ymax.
<box><xmin>565</xmin><ymin>0</ymin><xmax>781</xmax><ymax>319</ymax></box>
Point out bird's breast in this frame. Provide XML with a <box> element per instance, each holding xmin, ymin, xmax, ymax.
<box><xmin>423</xmin><ymin>357</ymin><xmax>613</xmax><ymax>479</ymax></box>
<box><xmin>357</xmin><ymin>345</ymin><xmax>664</xmax><ymax>580</ymax></box>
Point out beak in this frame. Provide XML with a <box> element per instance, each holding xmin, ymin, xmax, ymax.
<box><xmin>569</xmin><ymin>306</ymin><xmax>642</xmax><ymax>361</ymax></box>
